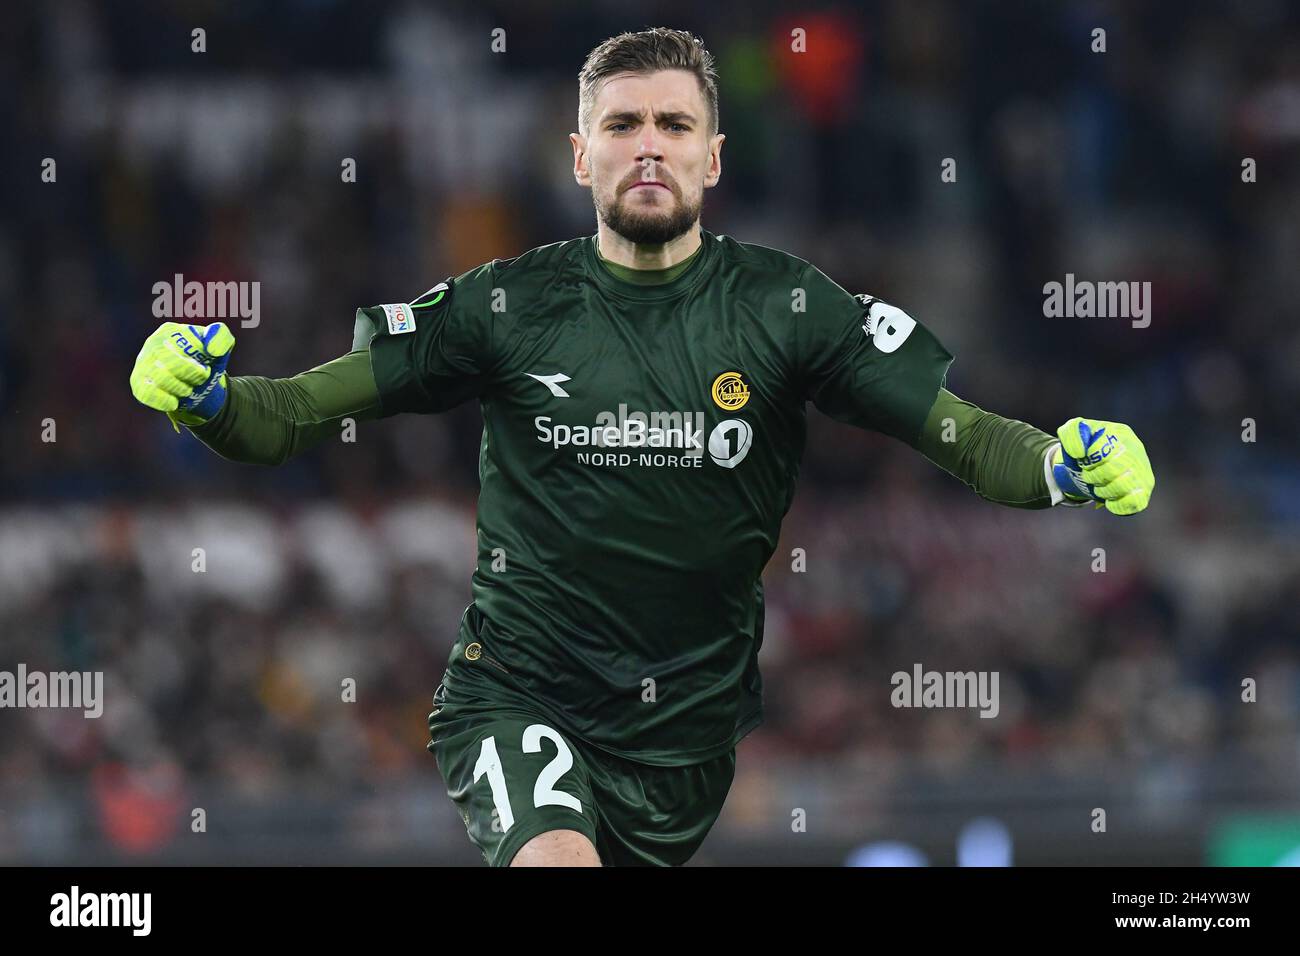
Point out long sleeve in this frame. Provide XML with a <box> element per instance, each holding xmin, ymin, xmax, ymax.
<box><xmin>188</xmin><ymin>349</ymin><xmax>382</xmax><ymax>465</ymax></box>
<box><xmin>913</xmin><ymin>387</ymin><xmax>1059</xmax><ymax>509</ymax></box>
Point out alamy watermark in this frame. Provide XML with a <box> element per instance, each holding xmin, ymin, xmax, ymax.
<box><xmin>1043</xmin><ymin>273</ymin><xmax>1151</xmax><ymax>328</ymax></box>
<box><xmin>0</xmin><ymin>664</ymin><xmax>103</xmax><ymax>718</ymax></box>
<box><xmin>50</xmin><ymin>886</ymin><xmax>150</xmax><ymax>936</ymax></box>
<box><xmin>891</xmin><ymin>663</ymin><xmax>999</xmax><ymax>719</ymax></box>
<box><xmin>152</xmin><ymin>273</ymin><xmax>260</xmax><ymax>327</ymax></box>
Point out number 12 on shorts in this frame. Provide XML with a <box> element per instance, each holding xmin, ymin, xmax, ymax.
<box><xmin>472</xmin><ymin>724</ymin><xmax>583</xmax><ymax>833</ymax></box>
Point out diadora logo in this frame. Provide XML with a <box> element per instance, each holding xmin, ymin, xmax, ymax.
<box><xmin>526</xmin><ymin>372</ymin><xmax>572</xmax><ymax>398</ymax></box>
<box><xmin>711</xmin><ymin>371</ymin><xmax>750</xmax><ymax>411</ymax></box>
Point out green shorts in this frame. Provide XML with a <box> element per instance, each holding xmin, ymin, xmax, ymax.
<box><xmin>427</xmin><ymin>677</ymin><xmax>736</xmax><ymax>867</ymax></box>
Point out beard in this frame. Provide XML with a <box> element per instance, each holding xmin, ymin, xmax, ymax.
<box><xmin>595</xmin><ymin>179</ymin><xmax>702</xmax><ymax>245</ymax></box>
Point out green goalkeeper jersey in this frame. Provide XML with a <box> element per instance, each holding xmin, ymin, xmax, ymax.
<box><xmin>355</xmin><ymin>228</ymin><xmax>954</xmax><ymax>765</ymax></box>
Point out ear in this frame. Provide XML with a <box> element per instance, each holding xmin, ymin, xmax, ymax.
<box><xmin>570</xmin><ymin>132</ymin><xmax>591</xmax><ymax>187</ymax></box>
<box><xmin>704</xmin><ymin>132</ymin><xmax>725</xmax><ymax>188</ymax></box>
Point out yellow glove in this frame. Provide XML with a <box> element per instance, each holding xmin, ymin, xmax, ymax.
<box><xmin>1051</xmin><ymin>417</ymin><xmax>1154</xmax><ymax>516</ymax></box>
<box><xmin>129</xmin><ymin>322</ymin><xmax>235</xmax><ymax>431</ymax></box>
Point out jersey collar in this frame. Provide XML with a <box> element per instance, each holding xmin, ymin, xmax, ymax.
<box><xmin>585</xmin><ymin>227</ymin><xmax>718</xmax><ymax>300</ymax></box>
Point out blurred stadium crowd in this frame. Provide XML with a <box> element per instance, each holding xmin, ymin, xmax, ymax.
<box><xmin>1</xmin><ymin>1</ymin><xmax>1299</xmax><ymax>863</ymax></box>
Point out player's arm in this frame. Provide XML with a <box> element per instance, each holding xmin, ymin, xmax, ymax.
<box><xmin>129</xmin><ymin>274</ymin><xmax>495</xmax><ymax>463</ymax></box>
<box><xmin>128</xmin><ymin>321</ymin><xmax>382</xmax><ymax>465</ymax></box>
<box><xmin>190</xmin><ymin>350</ymin><xmax>381</xmax><ymax>465</ymax></box>
<box><xmin>913</xmin><ymin>388</ymin><xmax>1057</xmax><ymax>509</ymax></box>
<box><xmin>914</xmin><ymin>390</ymin><xmax>1155</xmax><ymax>515</ymax></box>
<box><xmin>797</xmin><ymin>269</ymin><xmax>1153</xmax><ymax>516</ymax></box>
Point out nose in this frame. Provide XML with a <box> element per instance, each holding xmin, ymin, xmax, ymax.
<box><xmin>634</xmin><ymin>135</ymin><xmax>664</xmax><ymax>167</ymax></box>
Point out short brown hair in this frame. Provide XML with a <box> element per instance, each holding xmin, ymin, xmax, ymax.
<box><xmin>578</xmin><ymin>28</ymin><xmax>719</xmax><ymax>137</ymax></box>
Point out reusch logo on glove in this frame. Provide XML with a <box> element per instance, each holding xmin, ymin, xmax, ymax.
<box><xmin>1078</xmin><ymin>426</ymin><xmax>1120</xmax><ymax>466</ymax></box>
<box><xmin>169</xmin><ymin>329</ymin><xmax>207</xmax><ymax>362</ymax></box>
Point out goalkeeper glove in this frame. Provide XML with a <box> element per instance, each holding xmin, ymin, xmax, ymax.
<box><xmin>1050</xmin><ymin>417</ymin><xmax>1154</xmax><ymax>516</ymax></box>
<box><xmin>129</xmin><ymin>322</ymin><xmax>235</xmax><ymax>431</ymax></box>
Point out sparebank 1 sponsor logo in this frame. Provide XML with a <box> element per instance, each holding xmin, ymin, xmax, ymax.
<box><xmin>534</xmin><ymin>404</ymin><xmax>753</xmax><ymax>470</ymax></box>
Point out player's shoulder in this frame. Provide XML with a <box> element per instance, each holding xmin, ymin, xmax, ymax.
<box><xmin>707</xmin><ymin>231</ymin><xmax>855</xmax><ymax>307</ymax></box>
<box><xmin>362</xmin><ymin>239</ymin><xmax>585</xmax><ymax>337</ymax></box>
<box><xmin>456</xmin><ymin>236</ymin><xmax>588</xmax><ymax>286</ymax></box>
<box><xmin>707</xmin><ymin>232</ymin><xmax>824</xmax><ymax>285</ymax></box>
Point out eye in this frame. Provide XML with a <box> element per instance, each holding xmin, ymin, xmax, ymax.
<box><xmin>610</xmin><ymin>123</ymin><xmax>633</xmax><ymax>133</ymax></box>
<box><xmin>668</xmin><ymin>123</ymin><xmax>689</xmax><ymax>132</ymax></box>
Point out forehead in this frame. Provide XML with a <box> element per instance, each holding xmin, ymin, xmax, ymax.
<box><xmin>592</xmin><ymin>69</ymin><xmax>705</xmax><ymax>116</ymax></box>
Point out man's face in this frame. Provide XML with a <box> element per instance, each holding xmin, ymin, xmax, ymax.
<box><xmin>571</xmin><ymin>70</ymin><xmax>724</xmax><ymax>245</ymax></box>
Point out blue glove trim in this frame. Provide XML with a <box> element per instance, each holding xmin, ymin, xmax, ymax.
<box><xmin>176</xmin><ymin>324</ymin><xmax>232</xmax><ymax>421</ymax></box>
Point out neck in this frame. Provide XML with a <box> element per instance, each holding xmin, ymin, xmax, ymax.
<box><xmin>595</xmin><ymin>221</ymin><xmax>702</xmax><ymax>270</ymax></box>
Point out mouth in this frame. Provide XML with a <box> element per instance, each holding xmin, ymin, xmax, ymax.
<box><xmin>628</xmin><ymin>181</ymin><xmax>670</xmax><ymax>191</ymax></box>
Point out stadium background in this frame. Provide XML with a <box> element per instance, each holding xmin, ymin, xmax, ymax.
<box><xmin>2</xmin><ymin>0</ymin><xmax>1298</xmax><ymax>865</ymax></box>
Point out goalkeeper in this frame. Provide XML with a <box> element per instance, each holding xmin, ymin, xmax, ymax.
<box><xmin>130</xmin><ymin>27</ymin><xmax>1154</xmax><ymax>868</ymax></box>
